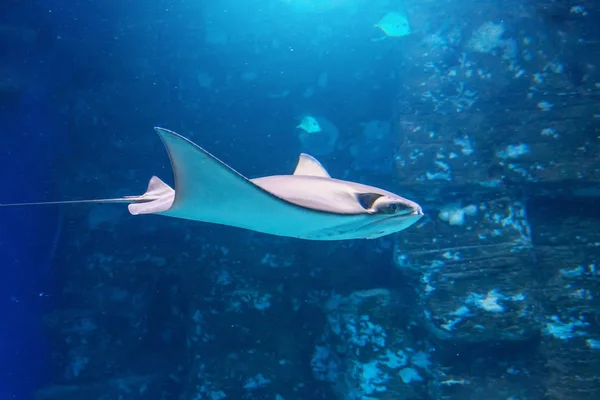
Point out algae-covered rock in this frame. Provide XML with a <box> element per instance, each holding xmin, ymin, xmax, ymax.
<box><xmin>313</xmin><ymin>289</ymin><xmax>432</xmax><ymax>399</ymax></box>
<box><xmin>529</xmin><ymin>199</ymin><xmax>600</xmax><ymax>400</ymax></box>
<box><xmin>395</xmin><ymin>197</ymin><xmax>539</xmax><ymax>343</ymax></box>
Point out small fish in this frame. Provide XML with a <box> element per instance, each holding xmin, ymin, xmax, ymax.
<box><xmin>374</xmin><ymin>11</ymin><xmax>411</xmax><ymax>40</ymax></box>
<box><xmin>296</xmin><ymin>116</ymin><xmax>322</xmax><ymax>134</ymax></box>
<box><xmin>1</xmin><ymin>128</ymin><xmax>423</xmax><ymax>240</ymax></box>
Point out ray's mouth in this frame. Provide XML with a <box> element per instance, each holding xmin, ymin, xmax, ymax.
<box><xmin>395</xmin><ymin>205</ymin><xmax>424</xmax><ymax>217</ymax></box>
<box><xmin>359</xmin><ymin>208</ymin><xmax>424</xmax><ymax>231</ymax></box>
<box><xmin>396</xmin><ymin>209</ymin><xmax>424</xmax><ymax>220</ymax></box>
<box><xmin>397</xmin><ymin>203</ymin><xmax>423</xmax><ymax>217</ymax></box>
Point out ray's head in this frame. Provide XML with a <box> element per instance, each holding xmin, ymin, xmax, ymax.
<box><xmin>355</xmin><ymin>192</ymin><xmax>424</xmax><ymax>239</ymax></box>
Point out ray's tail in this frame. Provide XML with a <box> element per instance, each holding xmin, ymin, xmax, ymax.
<box><xmin>0</xmin><ymin>176</ymin><xmax>175</xmax><ymax>215</ymax></box>
<box><xmin>0</xmin><ymin>197</ymin><xmax>133</xmax><ymax>207</ymax></box>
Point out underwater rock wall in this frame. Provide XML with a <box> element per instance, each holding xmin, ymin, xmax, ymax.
<box><xmin>529</xmin><ymin>199</ymin><xmax>600</xmax><ymax>400</ymax></box>
<box><xmin>384</xmin><ymin>1</ymin><xmax>600</xmax><ymax>398</ymax></box>
<box><xmin>392</xmin><ymin>1</ymin><xmax>600</xmax><ymax>201</ymax></box>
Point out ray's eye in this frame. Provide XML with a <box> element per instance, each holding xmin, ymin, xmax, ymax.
<box><xmin>384</xmin><ymin>202</ymin><xmax>411</xmax><ymax>215</ymax></box>
<box><xmin>379</xmin><ymin>203</ymin><xmax>401</xmax><ymax>214</ymax></box>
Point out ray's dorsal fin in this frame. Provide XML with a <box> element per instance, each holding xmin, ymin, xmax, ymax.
<box><xmin>293</xmin><ymin>153</ymin><xmax>331</xmax><ymax>178</ymax></box>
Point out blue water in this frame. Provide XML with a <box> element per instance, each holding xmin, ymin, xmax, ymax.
<box><xmin>0</xmin><ymin>3</ymin><xmax>70</xmax><ymax>398</ymax></box>
<box><xmin>1</xmin><ymin>1</ymin><xmax>599</xmax><ymax>399</ymax></box>
<box><xmin>0</xmin><ymin>70</ymin><xmax>59</xmax><ymax>400</ymax></box>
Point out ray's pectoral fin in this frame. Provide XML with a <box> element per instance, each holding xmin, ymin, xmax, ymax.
<box><xmin>126</xmin><ymin>176</ymin><xmax>175</xmax><ymax>215</ymax></box>
<box><xmin>151</xmin><ymin>127</ymin><xmax>312</xmax><ymax>226</ymax></box>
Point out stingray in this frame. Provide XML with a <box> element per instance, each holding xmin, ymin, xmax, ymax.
<box><xmin>0</xmin><ymin>128</ymin><xmax>423</xmax><ymax>240</ymax></box>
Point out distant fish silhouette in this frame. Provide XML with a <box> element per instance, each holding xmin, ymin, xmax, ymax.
<box><xmin>1</xmin><ymin>128</ymin><xmax>423</xmax><ymax>240</ymax></box>
<box><xmin>373</xmin><ymin>11</ymin><xmax>412</xmax><ymax>41</ymax></box>
<box><xmin>296</xmin><ymin>116</ymin><xmax>322</xmax><ymax>134</ymax></box>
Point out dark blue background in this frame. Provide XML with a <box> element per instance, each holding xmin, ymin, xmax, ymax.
<box><xmin>0</xmin><ymin>3</ymin><xmax>70</xmax><ymax>398</ymax></box>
